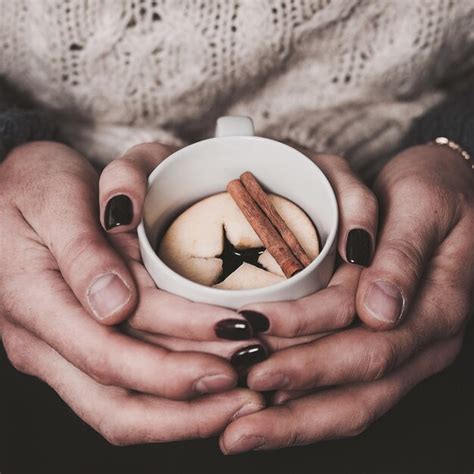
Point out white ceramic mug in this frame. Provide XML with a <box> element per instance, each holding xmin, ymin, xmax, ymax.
<box><xmin>137</xmin><ymin>116</ymin><xmax>338</xmax><ymax>309</ymax></box>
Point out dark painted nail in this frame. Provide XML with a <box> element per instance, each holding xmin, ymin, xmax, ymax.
<box><xmin>104</xmin><ymin>195</ymin><xmax>133</xmax><ymax>230</ymax></box>
<box><xmin>215</xmin><ymin>319</ymin><xmax>253</xmax><ymax>340</ymax></box>
<box><xmin>346</xmin><ymin>228</ymin><xmax>372</xmax><ymax>267</ymax></box>
<box><xmin>231</xmin><ymin>344</ymin><xmax>268</xmax><ymax>373</ymax></box>
<box><xmin>239</xmin><ymin>310</ymin><xmax>270</xmax><ymax>333</ymax></box>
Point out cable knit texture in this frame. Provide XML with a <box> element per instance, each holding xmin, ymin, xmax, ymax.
<box><xmin>1</xmin><ymin>0</ymin><xmax>473</xmax><ymax>176</ymax></box>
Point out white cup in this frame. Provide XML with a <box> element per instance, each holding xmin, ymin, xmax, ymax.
<box><xmin>137</xmin><ymin>116</ymin><xmax>338</xmax><ymax>309</ymax></box>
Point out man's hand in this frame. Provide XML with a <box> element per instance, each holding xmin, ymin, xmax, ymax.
<box><xmin>220</xmin><ymin>145</ymin><xmax>473</xmax><ymax>453</ymax></box>
<box><xmin>0</xmin><ymin>142</ymin><xmax>264</xmax><ymax>443</ymax></box>
<box><xmin>1</xmin><ymin>316</ymin><xmax>264</xmax><ymax>445</ymax></box>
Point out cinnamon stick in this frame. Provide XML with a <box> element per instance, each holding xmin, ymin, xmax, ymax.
<box><xmin>240</xmin><ymin>171</ymin><xmax>312</xmax><ymax>267</ymax></box>
<box><xmin>227</xmin><ymin>179</ymin><xmax>303</xmax><ymax>278</ymax></box>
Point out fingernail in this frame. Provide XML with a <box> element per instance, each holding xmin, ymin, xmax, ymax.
<box><xmin>194</xmin><ymin>374</ymin><xmax>236</xmax><ymax>394</ymax></box>
<box><xmin>364</xmin><ymin>280</ymin><xmax>404</xmax><ymax>324</ymax></box>
<box><xmin>88</xmin><ymin>273</ymin><xmax>131</xmax><ymax>320</ymax></box>
<box><xmin>346</xmin><ymin>229</ymin><xmax>372</xmax><ymax>267</ymax></box>
<box><xmin>104</xmin><ymin>194</ymin><xmax>133</xmax><ymax>230</ymax></box>
<box><xmin>231</xmin><ymin>402</ymin><xmax>264</xmax><ymax>421</ymax></box>
<box><xmin>251</xmin><ymin>372</ymin><xmax>289</xmax><ymax>391</ymax></box>
<box><xmin>226</xmin><ymin>435</ymin><xmax>266</xmax><ymax>454</ymax></box>
<box><xmin>231</xmin><ymin>345</ymin><xmax>268</xmax><ymax>374</ymax></box>
<box><xmin>239</xmin><ymin>310</ymin><xmax>270</xmax><ymax>333</ymax></box>
<box><xmin>215</xmin><ymin>319</ymin><xmax>253</xmax><ymax>340</ymax></box>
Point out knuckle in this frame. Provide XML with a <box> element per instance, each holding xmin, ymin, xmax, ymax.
<box><xmin>433</xmin><ymin>340</ymin><xmax>461</xmax><ymax>374</ymax></box>
<box><xmin>125</xmin><ymin>142</ymin><xmax>173</xmax><ymax>164</ymax></box>
<box><xmin>441</xmin><ymin>336</ymin><xmax>463</xmax><ymax>369</ymax></box>
<box><xmin>333</xmin><ymin>286</ymin><xmax>356</xmax><ymax>328</ymax></box>
<box><xmin>364</xmin><ymin>190</ymin><xmax>379</xmax><ymax>217</ymax></box>
<box><xmin>103</xmin><ymin>432</ymin><xmax>127</xmax><ymax>447</ymax></box>
<box><xmin>394</xmin><ymin>175</ymin><xmax>436</xmax><ymax>201</ymax></box>
<box><xmin>195</xmin><ymin>418</ymin><xmax>218</xmax><ymax>439</ymax></box>
<box><xmin>101</xmin><ymin>157</ymin><xmax>125</xmax><ymax>178</ymax></box>
<box><xmin>286</xmin><ymin>425</ymin><xmax>306</xmax><ymax>447</ymax></box>
<box><xmin>289</xmin><ymin>300</ymin><xmax>309</xmax><ymax>337</ymax></box>
<box><xmin>346</xmin><ymin>403</ymin><xmax>373</xmax><ymax>437</ymax></box>
<box><xmin>126</xmin><ymin>141</ymin><xmax>166</xmax><ymax>156</ymax></box>
<box><xmin>59</xmin><ymin>231</ymin><xmax>103</xmax><ymax>272</ymax></box>
<box><xmin>442</xmin><ymin>291</ymin><xmax>472</xmax><ymax>337</ymax></box>
<box><xmin>0</xmin><ymin>287</ymin><xmax>21</xmax><ymax>322</ymax></box>
<box><xmin>393</xmin><ymin>175</ymin><xmax>453</xmax><ymax>219</ymax></box>
<box><xmin>103</xmin><ymin>156</ymin><xmax>141</xmax><ymax>179</ymax></box>
<box><xmin>99</xmin><ymin>417</ymin><xmax>130</xmax><ymax>446</ymax></box>
<box><xmin>354</xmin><ymin>185</ymin><xmax>378</xmax><ymax>217</ymax></box>
<box><xmin>2</xmin><ymin>327</ymin><xmax>32</xmax><ymax>375</ymax></box>
<box><xmin>311</xmin><ymin>153</ymin><xmax>345</xmax><ymax>166</ymax></box>
<box><xmin>83</xmin><ymin>350</ymin><xmax>116</xmax><ymax>386</ymax></box>
<box><xmin>345</xmin><ymin>179</ymin><xmax>378</xmax><ymax>213</ymax></box>
<box><xmin>382</xmin><ymin>238</ymin><xmax>424</xmax><ymax>281</ymax></box>
<box><xmin>283</xmin><ymin>427</ymin><xmax>303</xmax><ymax>448</ymax></box>
<box><xmin>363</xmin><ymin>336</ymin><xmax>398</xmax><ymax>381</ymax></box>
<box><xmin>276</xmin><ymin>405</ymin><xmax>307</xmax><ymax>447</ymax></box>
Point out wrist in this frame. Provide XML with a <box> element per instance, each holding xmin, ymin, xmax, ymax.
<box><xmin>374</xmin><ymin>144</ymin><xmax>474</xmax><ymax>210</ymax></box>
<box><xmin>416</xmin><ymin>143</ymin><xmax>474</xmax><ymax>179</ymax></box>
<box><xmin>385</xmin><ymin>143</ymin><xmax>470</xmax><ymax>173</ymax></box>
<box><xmin>428</xmin><ymin>137</ymin><xmax>473</xmax><ymax>171</ymax></box>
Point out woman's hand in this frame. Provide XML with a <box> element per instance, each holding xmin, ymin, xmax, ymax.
<box><xmin>220</xmin><ymin>144</ymin><xmax>474</xmax><ymax>453</ymax></box>
<box><xmin>97</xmin><ymin>142</ymin><xmax>268</xmax><ymax>366</ymax></box>
<box><xmin>0</xmin><ymin>142</ymin><xmax>264</xmax><ymax>443</ymax></box>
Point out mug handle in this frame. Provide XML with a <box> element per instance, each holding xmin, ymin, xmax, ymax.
<box><xmin>215</xmin><ymin>116</ymin><xmax>255</xmax><ymax>137</ymax></box>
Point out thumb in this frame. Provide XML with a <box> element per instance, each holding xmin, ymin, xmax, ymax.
<box><xmin>11</xmin><ymin>142</ymin><xmax>138</xmax><ymax>325</ymax></box>
<box><xmin>100</xmin><ymin>142</ymin><xmax>177</xmax><ymax>233</ymax></box>
<box><xmin>356</xmin><ymin>174</ymin><xmax>447</xmax><ymax>330</ymax></box>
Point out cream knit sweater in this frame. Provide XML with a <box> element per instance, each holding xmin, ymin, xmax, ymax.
<box><xmin>1</xmin><ymin>0</ymin><xmax>473</xmax><ymax>176</ymax></box>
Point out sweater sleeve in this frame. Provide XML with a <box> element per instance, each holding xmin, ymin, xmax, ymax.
<box><xmin>0</xmin><ymin>82</ymin><xmax>59</xmax><ymax>162</ymax></box>
<box><xmin>400</xmin><ymin>86</ymin><xmax>474</xmax><ymax>157</ymax></box>
<box><xmin>0</xmin><ymin>109</ymin><xmax>59</xmax><ymax>162</ymax></box>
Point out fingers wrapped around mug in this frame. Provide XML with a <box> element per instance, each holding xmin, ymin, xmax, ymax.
<box><xmin>244</xmin><ymin>246</ymin><xmax>471</xmax><ymax>393</ymax></box>
<box><xmin>99</xmin><ymin>142</ymin><xmax>177</xmax><ymax>233</ymax></box>
<box><xmin>106</xmin><ymin>235</ymin><xmax>271</xmax><ymax>369</ymax></box>
<box><xmin>302</xmin><ymin>151</ymin><xmax>378</xmax><ymax>267</ymax></box>
<box><xmin>238</xmin><ymin>262</ymin><xmax>361</xmax><ymax>338</ymax></box>
<box><xmin>220</xmin><ymin>335</ymin><xmax>462</xmax><ymax>454</ymax></box>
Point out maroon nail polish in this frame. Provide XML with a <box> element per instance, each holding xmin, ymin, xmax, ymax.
<box><xmin>215</xmin><ymin>319</ymin><xmax>253</xmax><ymax>340</ymax></box>
<box><xmin>239</xmin><ymin>310</ymin><xmax>270</xmax><ymax>333</ymax></box>
<box><xmin>231</xmin><ymin>344</ymin><xmax>268</xmax><ymax>373</ymax></box>
<box><xmin>346</xmin><ymin>228</ymin><xmax>372</xmax><ymax>267</ymax></box>
<box><xmin>104</xmin><ymin>195</ymin><xmax>133</xmax><ymax>230</ymax></box>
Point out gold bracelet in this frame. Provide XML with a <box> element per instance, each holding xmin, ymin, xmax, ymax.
<box><xmin>429</xmin><ymin>137</ymin><xmax>473</xmax><ymax>171</ymax></box>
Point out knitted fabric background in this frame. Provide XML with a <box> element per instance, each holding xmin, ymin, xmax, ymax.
<box><xmin>1</xmin><ymin>0</ymin><xmax>473</xmax><ymax>176</ymax></box>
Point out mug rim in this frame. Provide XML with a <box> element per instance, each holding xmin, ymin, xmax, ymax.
<box><xmin>137</xmin><ymin>135</ymin><xmax>339</xmax><ymax>297</ymax></box>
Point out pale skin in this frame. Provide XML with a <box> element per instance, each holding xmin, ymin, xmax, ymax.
<box><xmin>0</xmin><ymin>140</ymin><xmax>472</xmax><ymax>451</ymax></box>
